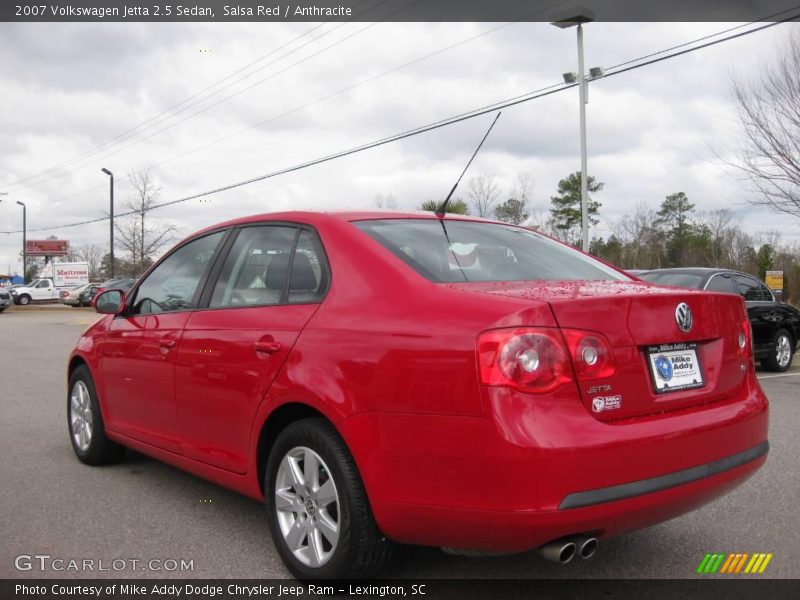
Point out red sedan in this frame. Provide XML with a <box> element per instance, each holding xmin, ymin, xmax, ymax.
<box><xmin>68</xmin><ymin>211</ymin><xmax>768</xmax><ymax>579</ymax></box>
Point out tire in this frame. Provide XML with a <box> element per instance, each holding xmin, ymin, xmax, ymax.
<box><xmin>265</xmin><ymin>418</ymin><xmax>392</xmax><ymax>579</ymax></box>
<box><xmin>762</xmin><ymin>328</ymin><xmax>795</xmax><ymax>372</ymax></box>
<box><xmin>67</xmin><ymin>365</ymin><xmax>126</xmax><ymax>465</ymax></box>
<box><xmin>17</xmin><ymin>294</ymin><xmax>31</xmax><ymax>305</ymax></box>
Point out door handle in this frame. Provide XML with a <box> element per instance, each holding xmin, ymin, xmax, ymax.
<box><xmin>159</xmin><ymin>339</ymin><xmax>177</xmax><ymax>349</ymax></box>
<box><xmin>254</xmin><ymin>341</ymin><xmax>282</xmax><ymax>355</ymax></box>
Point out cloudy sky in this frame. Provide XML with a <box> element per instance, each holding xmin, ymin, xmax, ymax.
<box><xmin>0</xmin><ymin>18</ymin><xmax>798</xmax><ymax>274</ymax></box>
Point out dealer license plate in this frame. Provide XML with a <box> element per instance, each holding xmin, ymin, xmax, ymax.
<box><xmin>647</xmin><ymin>342</ymin><xmax>705</xmax><ymax>394</ymax></box>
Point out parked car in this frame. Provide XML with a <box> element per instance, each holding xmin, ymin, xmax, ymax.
<box><xmin>636</xmin><ymin>268</ymin><xmax>799</xmax><ymax>372</ymax></box>
<box><xmin>61</xmin><ymin>283</ymin><xmax>94</xmax><ymax>307</ymax></box>
<box><xmin>79</xmin><ymin>278</ymin><xmax>135</xmax><ymax>306</ymax></box>
<box><xmin>0</xmin><ymin>288</ymin><xmax>12</xmax><ymax>312</ymax></box>
<box><xmin>67</xmin><ymin>212</ymin><xmax>768</xmax><ymax>579</ymax></box>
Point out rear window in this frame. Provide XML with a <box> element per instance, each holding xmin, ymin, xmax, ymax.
<box><xmin>637</xmin><ymin>272</ymin><xmax>706</xmax><ymax>289</ymax></box>
<box><xmin>354</xmin><ymin>219</ymin><xmax>629</xmax><ymax>283</ymax></box>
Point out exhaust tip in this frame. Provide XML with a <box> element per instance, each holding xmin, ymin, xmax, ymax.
<box><xmin>559</xmin><ymin>542</ymin><xmax>577</xmax><ymax>564</ymax></box>
<box><xmin>579</xmin><ymin>537</ymin><xmax>599</xmax><ymax>560</ymax></box>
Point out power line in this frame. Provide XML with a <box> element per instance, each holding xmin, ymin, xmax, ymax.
<box><xmin>3</xmin><ymin>14</ymin><xmax>797</xmax><ymax>235</ymax></box>
<box><xmin>3</xmin><ymin>0</ymin><xmax>417</xmax><ymax>193</ymax></box>
<box><xmin>2</xmin><ymin>0</ymin><xmax>385</xmax><ymax>192</ymax></box>
<box><xmin>21</xmin><ymin>0</ymin><xmax>573</xmax><ymax>207</ymax></box>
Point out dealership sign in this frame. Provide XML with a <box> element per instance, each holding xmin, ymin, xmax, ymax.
<box><xmin>26</xmin><ymin>239</ymin><xmax>69</xmax><ymax>256</ymax></box>
<box><xmin>765</xmin><ymin>270</ymin><xmax>784</xmax><ymax>292</ymax></box>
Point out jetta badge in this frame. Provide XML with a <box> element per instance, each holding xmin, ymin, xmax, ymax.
<box><xmin>655</xmin><ymin>356</ymin><xmax>673</xmax><ymax>381</ymax></box>
<box><xmin>675</xmin><ymin>302</ymin><xmax>693</xmax><ymax>332</ymax></box>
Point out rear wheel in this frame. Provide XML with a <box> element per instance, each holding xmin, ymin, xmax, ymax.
<box><xmin>265</xmin><ymin>418</ymin><xmax>392</xmax><ymax>579</ymax></box>
<box><xmin>68</xmin><ymin>366</ymin><xmax>126</xmax><ymax>465</ymax></box>
<box><xmin>762</xmin><ymin>328</ymin><xmax>795</xmax><ymax>372</ymax></box>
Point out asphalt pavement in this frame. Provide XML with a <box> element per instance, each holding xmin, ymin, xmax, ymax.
<box><xmin>1</xmin><ymin>307</ymin><xmax>798</xmax><ymax>579</ymax></box>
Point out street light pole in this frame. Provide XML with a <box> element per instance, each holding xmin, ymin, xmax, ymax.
<box><xmin>16</xmin><ymin>201</ymin><xmax>27</xmax><ymax>283</ymax></box>
<box><xmin>577</xmin><ymin>23</ymin><xmax>589</xmax><ymax>252</ymax></box>
<box><xmin>101</xmin><ymin>168</ymin><xmax>114</xmax><ymax>278</ymax></box>
<box><xmin>551</xmin><ymin>10</ymin><xmax>596</xmax><ymax>252</ymax></box>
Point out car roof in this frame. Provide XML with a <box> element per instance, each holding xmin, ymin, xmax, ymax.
<box><xmin>190</xmin><ymin>209</ymin><xmax>508</xmax><ymax>237</ymax></box>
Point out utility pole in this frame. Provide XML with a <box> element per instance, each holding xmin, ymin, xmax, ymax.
<box><xmin>101</xmin><ymin>168</ymin><xmax>115</xmax><ymax>277</ymax></box>
<box><xmin>17</xmin><ymin>201</ymin><xmax>27</xmax><ymax>283</ymax></box>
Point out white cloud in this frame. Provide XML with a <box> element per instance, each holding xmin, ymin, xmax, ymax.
<box><xmin>1</xmin><ymin>20</ymin><xmax>799</xmax><ymax>273</ymax></box>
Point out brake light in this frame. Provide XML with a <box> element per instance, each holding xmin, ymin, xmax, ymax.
<box><xmin>738</xmin><ymin>318</ymin><xmax>753</xmax><ymax>358</ymax></box>
<box><xmin>477</xmin><ymin>328</ymin><xmax>572</xmax><ymax>393</ymax></box>
<box><xmin>561</xmin><ymin>330</ymin><xmax>616</xmax><ymax>380</ymax></box>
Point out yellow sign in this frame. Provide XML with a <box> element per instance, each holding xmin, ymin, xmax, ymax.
<box><xmin>765</xmin><ymin>270</ymin><xmax>784</xmax><ymax>291</ymax></box>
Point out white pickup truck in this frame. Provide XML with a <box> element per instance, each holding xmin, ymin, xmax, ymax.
<box><xmin>11</xmin><ymin>262</ymin><xmax>90</xmax><ymax>305</ymax></box>
<box><xmin>11</xmin><ymin>278</ymin><xmax>65</xmax><ymax>305</ymax></box>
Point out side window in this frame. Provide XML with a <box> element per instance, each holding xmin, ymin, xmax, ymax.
<box><xmin>734</xmin><ymin>275</ymin><xmax>772</xmax><ymax>302</ymax></box>
<box><xmin>705</xmin><ymin>274</ymin><xmax>735</xmax><ymax>294</ymax></box>
<box><xmin>131</xmin><ymin>231</ymin><xmax>225</xmax><ymax>315</ymax></box>
<box><xmin>288</xmin><ymin>230</ymin><xmax>326</xmax><ymax>303</ymax></box>
<box><xmin>210</xmin><ymin>226</ymin><xmax>297</xmax><ymax>308</ymax></box>
<box><xmin>36</xmin><ymin>280</ymin><xmax>50</xmax><ymax>288</ymax></box>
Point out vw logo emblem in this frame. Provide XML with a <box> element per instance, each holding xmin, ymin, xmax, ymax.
<box><xmin>675</xmin><ymin>302</ymin><xmax>693</xmax><ymax>332</ymax></box>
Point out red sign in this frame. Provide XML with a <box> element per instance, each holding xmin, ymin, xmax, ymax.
<box><xmin>26</xmin><ymin>240</ymin><xmax>69</xmax><ymax>256</ymax></box>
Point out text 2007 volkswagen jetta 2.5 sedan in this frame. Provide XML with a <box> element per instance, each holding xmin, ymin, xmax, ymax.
<box><xmin>67</xmin><ymin>211</ymin><xmax>769</xmax><ymax>578</ymax></box>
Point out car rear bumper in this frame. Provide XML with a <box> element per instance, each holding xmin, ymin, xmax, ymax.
<box><xmin>340</xmin><ymin>370</ymin><xmax>768</xmax><ymax>551</ymax></box>
<box><xmin>371</xmin><ymin>451</ymin><xmax>766</xmax><ymax>551</ymax></box>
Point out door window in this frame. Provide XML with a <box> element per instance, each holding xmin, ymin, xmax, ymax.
<box><xmin>733</xmin><ymin>275</ymin><xmax>773</xmax><ymax>302</ymax></box>
<box><xmin>36</xmin><ymin>280</ymin><xmax>50</xmax><ymax>288</ymax></box>
<box><xmin>210</xmin><ymin>226</ymin><xmax>297</xmax><ymax>308</ymax></box>
<box><xmin>705</xmin><ymin>274</ymin><xmax>735</xmax><ymax>294</ymax></box>
<box><xmin>209</xmin><ymin>226</ymin><xmax>328</xmax><ymax>308</ymax></box>
<box><xmin>130</xmin><ymin>230</ymin><xmax>225</xmax><ymax>315</ymax></box>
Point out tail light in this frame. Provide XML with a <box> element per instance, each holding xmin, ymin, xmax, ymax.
<box><xmin>478</xmin><ymin>327</ymin><xmax>616</xmax><ymax>394</ymax></box>
<box><xmin>478</xmin><ymin>328</ymin><xmax>572</xmax><ymax>393</ymax></box>
<box><xmin>738</xmin><ymin>318</ymin><xmax>753</xmax><ymax>358</ymax></box>
<box><xmin>561</xmin><ymin>330</ymin><xmax>616</xmax><ymax>380</ymax></box>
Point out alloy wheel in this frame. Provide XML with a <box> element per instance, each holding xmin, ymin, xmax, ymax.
<box><xmin>274</xmin><ymin>446</ymin><xmax>340</xmax><ymax>568</ymax></box>
<box><xmin>70</xmin><ymin>380</ymin><xmax>93</xmax><ymax>451</ymax></box>
<box><xmin>776</xmin><ymin>334</ymin><xmax>792</xmax><ymax>369</ymax></box>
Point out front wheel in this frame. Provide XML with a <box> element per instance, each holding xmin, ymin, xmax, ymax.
<box><xmin>68</xmin><ymin>366</ymin><xmax>127</xmax><ymax>465</ymax></box>
<box><xmin>17</xmin><ymin>294</ymin><xmax>31</xmax><ymax>305</ymax></box>
<box><xmin>266</xmin><ymin>418</ymin><xmax>392</xmax><ymax>579</ymax></box>
<box><xmin>762</xmin><ymin>328</ymin><xmax>795</xmax><ymax>372</ymax></box>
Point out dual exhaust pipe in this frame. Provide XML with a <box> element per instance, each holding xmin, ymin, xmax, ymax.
<box><xmin>535</xmin><ymin>534</ymin><xmax>599</xmax><ymax>564</ymax></box>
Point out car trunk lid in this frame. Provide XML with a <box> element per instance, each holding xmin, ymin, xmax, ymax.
<box><xmin>453</xmin><ymin>280</ymin><xmax>750</xmax><ymax>420</ymax></box>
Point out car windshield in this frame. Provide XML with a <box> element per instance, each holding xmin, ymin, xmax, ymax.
<box><xmin>637</xmin><ymin>272</ymin><xmax>706</xmax><ymax>289</ymax></box>
<box><xmin>354</xmin><ymin>219</ymin><xmax>629</xmax><ymax>283</ymax></box>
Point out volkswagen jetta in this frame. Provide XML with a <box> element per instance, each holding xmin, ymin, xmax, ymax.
<box><xmin>67</xmin><ymin>211</ymin><xmax>769</xmax><ymax>579</ymax></box>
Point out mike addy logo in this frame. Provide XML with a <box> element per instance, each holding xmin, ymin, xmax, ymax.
<box><xmin>696</xmin><ymin>552</ymin><xmax>773</xmax><ymax>574</ymax></box>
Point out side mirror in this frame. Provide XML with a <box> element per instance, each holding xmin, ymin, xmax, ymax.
<box><xmin>94</xmin><ymin>289</ymin><xmax>126</xmax><ymax>315</ymax></box>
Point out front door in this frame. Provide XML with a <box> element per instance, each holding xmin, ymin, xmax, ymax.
<box><xmin>101</xmin><ymin>230</ymin><xmax>227</xmax><ymax>452</ymax></box>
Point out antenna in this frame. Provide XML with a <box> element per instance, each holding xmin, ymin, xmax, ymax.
<box><xmin>436</xmin><ymin>111</ymin><xmax>501</xmax><ymax>217</ymax></box>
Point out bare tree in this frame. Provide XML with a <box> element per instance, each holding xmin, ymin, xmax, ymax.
<box><xmin>467</xmin><ymin>174</ymin><xmax>499</xmax><ymax>218</ymax></box>
<box><xmin>730</xmin><ymin>33</ymin><xmax>800</xmax><ymax>218</ymax></box>
<box><xmin>116</xmin><ymin>170</ymin><xmax>178</xmax><ymax>276</ymax></box>
<box><xmin>373</xmin><ymin>194</ymin><xmax>399</xmax><ymax>209</ymax></box>
<box><xmin>77</xmin><ymin>244</ymin><xmax>105</xmax><ymax>279</ymax></box>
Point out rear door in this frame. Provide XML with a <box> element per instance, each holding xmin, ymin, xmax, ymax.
<box><xmin>175</xmin><ymin>225</ymin><xmax>329</xmax><ymax>473</ymax></box>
